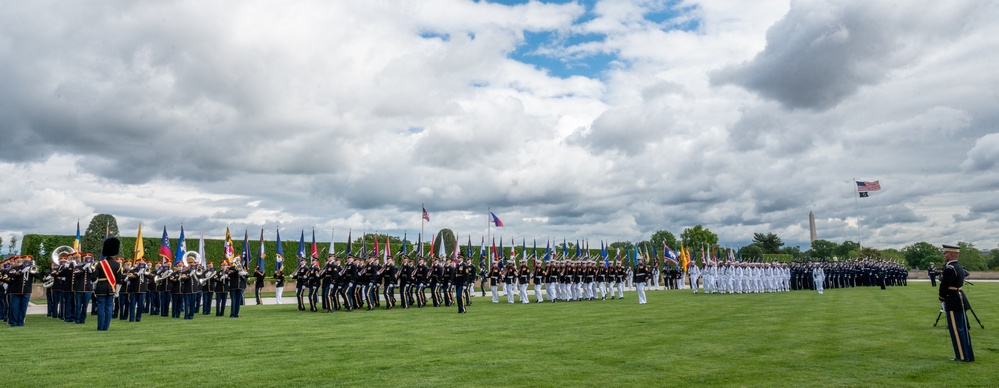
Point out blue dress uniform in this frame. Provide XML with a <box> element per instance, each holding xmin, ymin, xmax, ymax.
<box><xmin>227</xmin><ymin>264</ymin><xmax>246</xmax><ymax>318</ymax></box>
<box><xmin>4</xmin><ymin>256</ymin><xmax>43</xmax><ymax>326</ymax></box>
<box><xmin>127</xmin><ymin>262</ymin><xmax>148</xmax><ymax>322</ymax></box>
<box><xmin>59</xmin><ymin>260</ymin><xmax>77</xmax><ymax>322</ymax></box>
<box><xmin>939</xmin><ymin>245</ymin><xmax>973</xmax><ymax>362</ymax></box>
<box><xmin>213</xmin><ymin>264</ymin><xmax>229</xmax><ymax>316</ymax></box>
<box><xmin>201</xmin><ymin>264</ymin><xmax>215</xmax><ymax>315</ymax></box>
<box><xmin>93</xmin><ymin>239</ymin><xmax>123</xmax><ymax>331</ymax></box>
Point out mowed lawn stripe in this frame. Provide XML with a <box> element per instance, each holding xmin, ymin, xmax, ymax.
<box><xmin>2</xmin><ymin>284</ymin><xmax>995</xmax><ymax>387</ymax></box>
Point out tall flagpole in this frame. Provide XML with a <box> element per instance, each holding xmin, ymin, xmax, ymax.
<box><xmin>853</xmin><ymin>178</ymin><xmax>862</xmax><ymax>250</ymax></box>
<box><xmin>487</xmin><ymin>207</ymin><xmax>492</xmax><ymax>268</ymax></box>
<box><xmin>421</xmin><ymin>203</ymin><xmax>425</xmax><ymax>257</ymax></box>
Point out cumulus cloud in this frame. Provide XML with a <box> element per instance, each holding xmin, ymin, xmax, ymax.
<box><xmin>961</xmin><ymin>133</ymin><xmax>999</xmax><ymax>171</ymax></box>
<box><xmin>711</xmin><ymin>0</ymin><xmax>981</xmax><ymax>110</ymax></box>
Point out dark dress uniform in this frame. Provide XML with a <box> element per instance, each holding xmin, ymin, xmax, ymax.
<box><xmin>213</xmin><ymin>269</ymin><xmax>229</xmax><ymax>316</ymax></box>
<box><xmin>126</xmin><ymin>266</ymin><xmax>149</xmax><ymax>322</ymax></box>
<box><xmin>59</xmin><ymin>264</ymin><xmax>77</xmax><ymax>322</ymax></box>
<box><xmin>455</xmin><ymin>260</ymin><xmax>471</xmax><ymax>313</ymax></box>
<box><xmin>73</xmin><ymin>261</ymin><xmax>95</xmax><ymax>324</ymax></box>
<box><xmin>92</xmin><ymin>256</ymin><xmax>123</xmax><ymax>331</ymax></box>
<box><xmin>253</xmin><ymin>269</ymin><xmax>266</xmax><ymax>305</ymax></box>
<box><xmin>201</xmin><ymin>268</ymin><xmax>214</xmax><ymax>315</ymax></box>
<box><xmin>939</xmin><ymin>255</ymin><xmax>974</xmax><ymax>362</ymax></box>
<box><xmin>382</xmin><ymin>262</ymin><xmax>398</xmax><ymax>309</ymax></box>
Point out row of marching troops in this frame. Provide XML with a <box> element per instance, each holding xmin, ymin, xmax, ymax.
<box><xmin>287</xmin><ymin>252</ymin><xmax>476</xmax><ymax>313</ymax></box>
<box><xmin>787</xmin><ymin>260</ymin><xmax>908</xmax><ymax>291</ymax></box>
<box><xmin>688</xmin><ymin>262</ymin><xmax>792</xmax><ymax>294</ymax></box>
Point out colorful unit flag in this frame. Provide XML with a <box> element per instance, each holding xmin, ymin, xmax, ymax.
<box><xmin>159</xmin><ymin>226</ymin><xmax>172</xmax><ymax>263</ymax></box>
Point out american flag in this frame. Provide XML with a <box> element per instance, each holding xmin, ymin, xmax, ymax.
<box><xmin>422</xmin><ymin>206</ymin><xmax>430</xmax><ymax>222</ymax></box>
<box><xmin>856</xmin><ymin>180</ymin><xmax>881</xmax><ymax>192</ymax></box>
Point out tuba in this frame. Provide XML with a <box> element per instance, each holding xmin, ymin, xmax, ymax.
<box><xmin>51</xmin><ymin>246</ymin><xmax>76</xmax><ymax>263</ymax></box>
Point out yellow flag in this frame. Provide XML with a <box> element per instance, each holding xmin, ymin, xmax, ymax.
<box><xmin>134</xmin><ymin>223</ymin><xmax>145</xmax><ymax>260</ymax></box>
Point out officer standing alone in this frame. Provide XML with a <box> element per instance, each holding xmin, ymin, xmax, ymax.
<box><xmin>939</xmin><ymin>244</ymin><xmax>974</xmax><ymax>362</ymax></box>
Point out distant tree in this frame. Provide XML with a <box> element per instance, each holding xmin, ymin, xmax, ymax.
<box><xmin>83</xmin><ymin>214</ymin><xmax>120</xmax><ymax>256</ymax></box>
<box><xmin>433</xmin><ymin>229</ymin><xmax>456</xmax><ymax>256</ymax></box>
<box><xmin>650</xmin><ymin>230</ymin><xmax>678</xmax><ymax>250</ymax></box>
<box><xmin>857</xmin><ymin>247</ymin><xmax>881</xmax><ymax>260</ymax></box>
<box><xmin>880</xmin><ymin>248</ymin><xmax>905</xmax><ymax>264</ymax></box>
<box><xmin>903</xmin><ymin>242</ymin><xmax>940</xmax><ymax>269</ymax></box>
<box><xmin>781</xmin><ymin>246</ymin><xmax>803</xmax><ymax>260</ymax></box>
<box><xmin>680</xmin><ymin>225</ymin><xmax>718</xmax><ymax>250</ymax></box>
<box><xmin>608</xmin><ymin>241</ymin><xmax>635</xmax><ymax>253</ymax></box>
<box><xmin>752</xmin><ymin>232</ymin><xmax>784</xmax><ymax>254</ymax></box>
<box><xmin>739</xmin><ymin>244</ymin><xmax>764</xmax><ymax>261</ymax></box>
<box><xmin>958</xmin><ymin>242</ymin><xmax>988</xmax><ymax>271</ymax></box>
<box><xmin>838</xmin><ymin>241</ymin><xmax>860</xmax><ymax>258</ymax></box>
<box><xmin>987</xmin><ymin>247</ymin><xmax>999</xmax><ymax>270</ymax></box>
<box><xmin>807</xmin><ymin>239</ymin><xmax>838</xmax><ymax>259</ymax></box>
<box><xmin>0</xmin><ymin>236</ymin><xmax>4</xmax><ymax>255</ymax></box>
<box><xmin>8</xmin><ymin>234</ymin><xmax>17</xmax><ymax>254</ymax></box>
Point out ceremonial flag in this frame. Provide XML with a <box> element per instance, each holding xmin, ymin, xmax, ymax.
<box><xmin>328</xmin><ymin>229</ymin><xmax>336</xmax><ymax>257</ymax></box>
<box><xmin>242</xmin><ymin>230</ymin><xmax>249</xmax><ymax>269</ymax></box>
<box><xmin>346</xmin><ymin>230</ymin><xmax>352</xmax><ymax>256</ymax></box>
<box><xmin>175</xmin><ymin>226</ymin><xmax>187</xmax><ymax>265</ymax></box>
<box><xmin>532</xmin><ymin>239</ymin><xmax>537</xmax><ymax>261</ymax></box>
<box><xmin>575</xmin><ymin>239</ymin><xmax>581</xmax><ymax>258</ymax></box>
<box><xmin>498</xmin><ymin>238</ymin><xmax>504</xmax><ymax>267</ymax></box>
<box><xmin>416</xmin><ymin>233</ymin><xmax>422</xmax><ymax>257</ymax></box>
<box><xmin>74</xmin><ymin>221</ymin><xmax>81</xmax><ymax>252</ymax></box>
<box><xmin>402</xmin><ymin>232</ymin><xmax>408</xmax><ymax>255</ymax></box>
<box><xmin>311</xmin><ymin>229</ymin><xmax>318</xmax><ymax>259</ymax></box>
<box><xmin>453</xmin><ymin>234</ymin><xmax>460</xmax><ymax>261</ymax></box>
<box><xmin>422</xmin><ymin>206</ymin><xmax>431</xmax><ymax>222</ymax></box>
<box><xmin>490</xmin><ymin>211</ymin><xmax>504</xmax><ymax>227</ymax></box>
<box><xmin>223</xmin><ymin>227</ymin><xmax>234</xmax><ymax>262</ymax></box>
<box><xmin>275</xmin><ymin>228</ymin><xmax>284</xmax><ymax>268</ymax></box>
<box><xmin>664</xmin><ymin>245</ymin><xmax>679</xmax><ymax>265</ymax></box>
<box><xmin>134</xmin><ymin>223</ymin><xmax>144</xmax><ymax>261</ymax></box>
<box><xmin>159</xmin><ymin>226</ymin><xmax>172</xmax><ymax>264</ymax></box>
<box><xmin>429</xmin><ymin>235</ymin><xmax>435</xmax><ymax>259</ymax></box>
<box><xmin>615</xmin><ymin>247</ymin><xmax>621</xmax><ymax>264</ymax></box>
<box><xmin>602</xmin><ymin>241</ymin><xmax>608</xmax><ymax>268</ymax></box>
<box><xmin>562</xmin><ymin>239</ymin><xmax>567</xmax><ymax>260</ymax></box>
<box><xmin>374</xmin><ymin>234</ymin><xmax>380</xmax><ymax>259</ymax></box>
<box><xmin>385</xmin><ymin>236</ymin><xmax>392</xmax><ymax>262</ymax></box>
<box><xmin>360</xmin><ymin>233</ymin><xmax>368</xmax><ymax>259</ymax></box>
<box><xmin>438</xmin><ymin>233</ymin><xmax>447</xmax><ymax>258</ymax></box>
<box><xmin>197</xmin><ymin>228</ymin><xmax>205</xmax><ymax>266</ymax></box>
<box><xmin>479</xmin><ymin>237</ymin><xmax>486</xmax><ymax>262</ymax></box>
<box><xmin>522</xmin><ymin>239</ymin><xmax>527</xmax><ymax>262</ymax></box>
<box><xmin>490</xmin><ymin>237</ymin><xmax>497</xmax><ymax>263</ymax></box>
<box><xmin>258</xmin><ymin>229</ymin><xmax>266</xmax><ymax>272</ymax></box>
<box><xmin>544</xmin><ymin>239</ymin><xmax>551</xmax><ymax>262</ymax></box>
<box><xmin>631</xmin><ymin>246</ymin><xmax>638</xmax><ymax>265</ymax></box>
<box><xmin>297</xmin><ymin>230</ymin><xmax>306</xmax><ymax>259</ymax></box>
<box><xmin>467</xmin><ymin>236</ymin><xmax>473</xmax><ymax>260</ymax></box>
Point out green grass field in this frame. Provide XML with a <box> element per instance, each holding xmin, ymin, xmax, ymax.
<box><xmin>4</xmin><ymin>283</ymin><xmax>996</xmax><ymax>387</ymax></box>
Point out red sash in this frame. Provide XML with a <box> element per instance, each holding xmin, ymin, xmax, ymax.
<box><xmin>99</xmin><ymin>259</ymin><xmax>116</xmax><ymax>290</ymax></box>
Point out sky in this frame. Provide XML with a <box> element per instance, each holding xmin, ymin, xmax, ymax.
<box><xmin>1</xmin><ymin>0</ymin><xmax>998</xmax><ymax>252</ymax></box>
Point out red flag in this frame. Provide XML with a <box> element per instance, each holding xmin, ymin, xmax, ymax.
<box><xmin>374</xmin><ymin>234</ymin><xmax>380</xmax><ymax>258</ymax></box>
<box><xmin>311</xmin><ymin>229</ymin><xmax>318</xmax><ymax>259</ymax></box>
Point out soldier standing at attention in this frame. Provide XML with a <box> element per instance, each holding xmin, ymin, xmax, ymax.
<box><xmin>928</xmin><ymin>263</ymin><xmax>938</xmax><ymax>287</ymax></box>
<box><xmin>634</xmin><ymin>260</ymin><xmax>649</xmax><ymax>305</ymax></box>
<box><xmin>939</xmin><ymin>244</ymin><xmax>974</xmax><ymax>362</ymax></box>
<box><xmin>454</xmin><ymin>253</ymin><xmax>470</xmax><ymax>314</ymax></box>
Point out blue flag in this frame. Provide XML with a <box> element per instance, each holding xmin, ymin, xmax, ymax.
<box><xmin>402</xmin><ymin>232</ymin><xmax>408</xmax><ymax>254</ymax></box>
<box><xmin>174</xmin><ymin>226</ymin><xmax>186</xmax><ymax>265</ymax></box>
<box><xmin>297</xmin><ymin>230</ymin><xmax>306</xmax><ymax>265</ymax></box>
<box><xmin>275</xmin><ymin>228</ymin><xmax>284</xmax><ymax>270</ymax></box>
